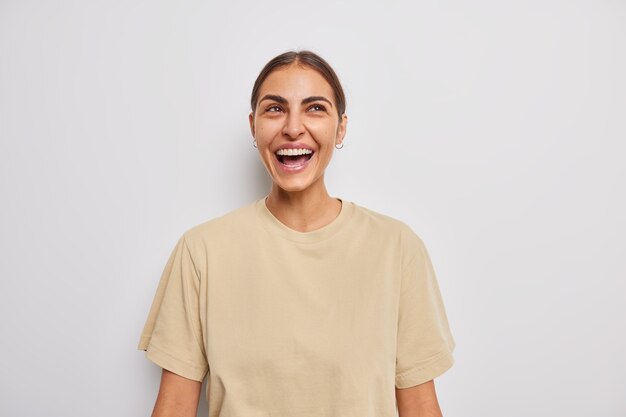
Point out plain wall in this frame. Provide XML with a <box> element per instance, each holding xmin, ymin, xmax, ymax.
<box><xmin>0</xmin><ymin>0</ymin><xmax>624</xmax><ymax>416</ymax></box>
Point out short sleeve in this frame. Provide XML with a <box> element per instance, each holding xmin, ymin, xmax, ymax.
<box><xmin>137</xmin><ymin>234</ymin><xmax>208</xmax><ymax>382</ymax></box>
<box><xmin>395</xmin><ymin>236</ymin><xmax>456</xmax><ymax>389</ymax></box>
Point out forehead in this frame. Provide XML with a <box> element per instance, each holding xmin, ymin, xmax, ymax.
<box><xmin>259</xmin><ymin>65</ymin><xmax>334</xmax><ymax>100</ymax></box>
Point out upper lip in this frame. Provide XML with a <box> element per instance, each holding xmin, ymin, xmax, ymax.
<box><xmin>274</xmin><ymin>143</ymin><xmax>315</xmax><ymax>153</ymax></box>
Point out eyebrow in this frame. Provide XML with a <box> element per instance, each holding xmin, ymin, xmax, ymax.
<box><xmin>259</xmin><ymin>94</ymin><xmax>333</xmax><ymax>108</ymax></box>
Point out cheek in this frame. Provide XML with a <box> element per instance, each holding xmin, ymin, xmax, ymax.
<box><xmin>324</xmin><ymin>128</ymin><xmax>338</xmax><ymax>147</ymax></box>
<box><xmin>256</xmin><ymin>127</ymin><xmax>270</xmax><ymax>144</ymax></box>
<box><xmin>256</xmin><ymin>120</ymin><xmax>282</xmax><ymax>141</ymax></box>
<box><xmin>308</xmin><ymin>124</ymin><xmax>335</xmax><ymax>144</ymax></box>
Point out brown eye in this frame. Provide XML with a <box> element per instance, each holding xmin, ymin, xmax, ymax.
<box><xmin>308</xmin><ymin>104</ymin><xmax>326</xmax><ymax>112</ymax></box>
<box><xmin>267</xmin><ymin>105</ymin><xmax>283</xmax><ymax>112</ymax></box>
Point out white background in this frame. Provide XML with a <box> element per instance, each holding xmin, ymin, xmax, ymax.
<box><xmin>1</xmin><ymin>1</ymin><xmax>624</xmax><ymax>416</ymax></box>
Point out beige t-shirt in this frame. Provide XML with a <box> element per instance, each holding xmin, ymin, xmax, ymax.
<box><xmin>138</xmin><ymin>197</ymin><xmax>455</xmax><ymax>417</ymax></box>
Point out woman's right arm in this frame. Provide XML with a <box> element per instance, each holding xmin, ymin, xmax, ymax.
<box><xmin>151</xmin><ymin>369</ymin><xmax>202</xmax><ymax>417</ymax></box>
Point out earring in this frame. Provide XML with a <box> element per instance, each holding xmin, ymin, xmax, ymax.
<box><xmin>335</xmin><ymin>142</ymin><xmax>344</xmax><ymax>149</ymax></box>
<box><xmin>253</xmin><ymin>139</ymin><xmax>257</xmax><ymax>148</ymax></box>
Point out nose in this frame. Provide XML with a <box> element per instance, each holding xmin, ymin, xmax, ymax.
<box><xmin>282</xmin><ymin>111</ymin><xmax>305</xmax><ymax>139</ymax></box>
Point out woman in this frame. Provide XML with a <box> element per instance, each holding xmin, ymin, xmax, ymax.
<box><xmin>138</xmin><ymin>50</ymin><xmax>455</xmax><ymax>417</ymax></box>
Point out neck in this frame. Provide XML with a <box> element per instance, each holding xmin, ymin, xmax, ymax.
<box><xmin>266</xmin><ymin>179</ymin><xmax>342</xmax><ymax>232</ymax></box>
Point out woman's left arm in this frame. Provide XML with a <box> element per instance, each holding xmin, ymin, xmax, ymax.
<box><xmin>396</xmin><ymin>379</ymin><xmax>443</xmax><ymax>417</ymax></box>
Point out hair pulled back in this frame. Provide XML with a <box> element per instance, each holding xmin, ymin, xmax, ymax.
<box><xmin>250</xmin><ymin>50</ymin><xmax>346</xmax><ymax>121</ymax></box>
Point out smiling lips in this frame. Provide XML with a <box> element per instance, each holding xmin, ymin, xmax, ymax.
<box><xmin>274</xmin><ymin>147</ymin><xmax>315</xmax><ymax>172</ymax></box>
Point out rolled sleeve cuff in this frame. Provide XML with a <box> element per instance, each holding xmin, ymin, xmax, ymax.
<box><xmin>141</xmin><ymin>343</ymin><xmax>208</xmax><ymax>382</ymax></box>
<box><xmin>395</xmin><ymin>346</ymin><xmax>455</xmax><ymax>389</ymax></box>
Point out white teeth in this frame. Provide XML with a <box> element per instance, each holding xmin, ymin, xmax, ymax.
<box><xmin>276</xmin><ymin>148</ymin><xmax>313</xmax><ymax>156</ymax></box>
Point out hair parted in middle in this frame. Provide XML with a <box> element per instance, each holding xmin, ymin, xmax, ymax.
<box><xmin>250</xmin><ymin>50</ymin><xmax>346</xmax><ymax>121</ymax></box>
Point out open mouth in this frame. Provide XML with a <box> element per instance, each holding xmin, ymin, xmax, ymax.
<box><xmin>275</xmin><ymin>148</ymin><xmax>314</xmax><ymax>166</ymax></box>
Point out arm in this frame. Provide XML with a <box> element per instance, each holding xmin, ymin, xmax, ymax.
<box><xmin>396</xmin><ymin>379</ymin><xmax>443</xmax><ymax>417</ymax></box>
<box><xmin>151</xmin><ymin>369</ymin><xmax>202</xmax><ymax>417</ymax></box>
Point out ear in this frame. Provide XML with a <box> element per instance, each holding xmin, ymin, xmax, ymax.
<box><xmin>248</xmin><ymin>112</ymin><xmax>256</xmax><ymax>138</ymax></box>
<box><xmin>335</xmin><ymin>113</ymin><xmax>348</xmax><ymax>147</ymax></box>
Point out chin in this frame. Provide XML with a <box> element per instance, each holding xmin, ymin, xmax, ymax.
<box><xmin>271</xmin><ymin>176</ymin><xmax>316</xmax><ymax>193</ymax></box>
<box><xmin>275</xmin><ymin>182</ymin><xmax>311</xmax><ymax>193</ymax></box>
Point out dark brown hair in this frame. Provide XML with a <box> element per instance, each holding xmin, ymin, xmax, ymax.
<box><xmin>250</xmin><ymin>50</ymin><xmax>346</xmax><ymax>120</ymax></box>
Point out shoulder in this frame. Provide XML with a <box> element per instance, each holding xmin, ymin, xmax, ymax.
<box><xmin>351</xmin><ymin>202</ymin><xmax>426</xmax><ymax>254</ymax></box>
<box><xmin>179</xmin><ymin>200</ymin><xmax>257</xmax><ymax>248</ymax></box>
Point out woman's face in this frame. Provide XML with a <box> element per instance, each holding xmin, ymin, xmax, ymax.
<box><xmin>249</xmin><ymin>64</ymin><xmax>347</xmax><ymax>193</ymax></box>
